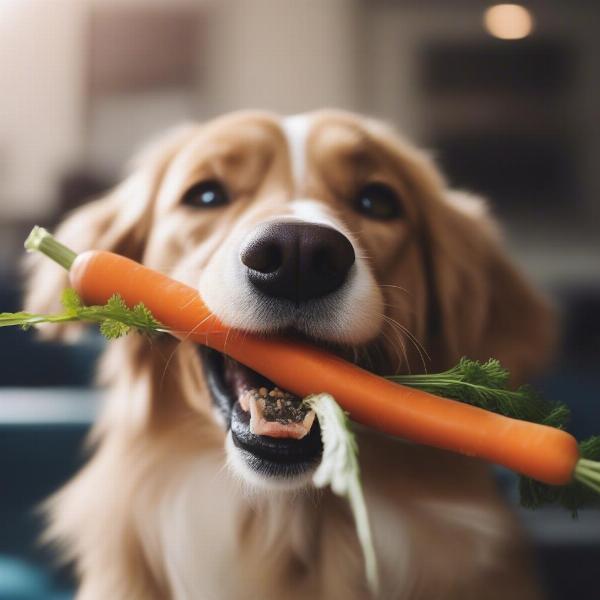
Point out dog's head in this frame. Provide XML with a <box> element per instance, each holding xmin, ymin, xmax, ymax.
<box><xmin>26</xmin><ymin>110</ymin><xmax>554</xmax><ymax>488</ymax></box>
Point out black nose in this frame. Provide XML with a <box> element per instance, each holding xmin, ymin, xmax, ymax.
<box><xmin>240</xmin><ymin>222</ymin><xmax>355</xmax><ymax>302</ymax></box>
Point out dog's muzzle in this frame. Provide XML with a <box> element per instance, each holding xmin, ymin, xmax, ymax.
<box><xmin>198</xmin><ymin>222</ymin><xmax>362</xmax><ymax>480</ymax></box>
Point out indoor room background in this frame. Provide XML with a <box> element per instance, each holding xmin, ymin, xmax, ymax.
<box><xmin>1</xmin><ymin>1</ymin><xmax>599</xmax><ymax>599</ymax></box>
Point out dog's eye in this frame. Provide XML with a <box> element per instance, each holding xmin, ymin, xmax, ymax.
<box><xmin>353</xmin><ymin>183</ymin><xmax>402</xmax><ymax>220</ymax></box>
<box><xmin>182</xmin><ymin>180</ymin><xmax>229</xmax><ymax>209</ymax></box>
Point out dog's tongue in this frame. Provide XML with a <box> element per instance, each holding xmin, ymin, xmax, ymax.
<box><xmin>224</xmin><ymin>358</ymin><xmax>315</xmax><ymax>439</ymax></box>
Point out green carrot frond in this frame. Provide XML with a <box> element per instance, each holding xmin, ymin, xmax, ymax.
<box><xmin>105</xmin><ymin>293</ymin><xmax>128</xmax><ymax>313</ymax></box>
<box><xmin>99</xmin><ymin>319</ymin><xmax>131</xmax><ymax>340</ymax></box>
<box><xmin>61</xmin><ymin>288</ymin><xmax>83</xmax><ymax>312</ymax></box>
<box><xmin>0</xmin><ymin>312</ymin><xmax>43</xmax><ymax>330</ymax></box>
<box><xmin>387</xmin><ymin>357</ymin><xmax>571</xmax><ymax>429</ymax></box>
<box><xmin>0</xmin><ymin>289</ymin><xmax>164</xmax><ymax>339</ymax></box>
<box><xmin>580</xmin><ymin>436</ymin><xmax>600</xmax><ymax>459</ymax></box>
<box><xmin>131</xmin><ymin>302</ymin><xmax>162</xmax><ymax>331</ymax></box>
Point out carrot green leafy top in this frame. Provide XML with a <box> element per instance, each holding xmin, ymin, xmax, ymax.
<box><xmin>0</xmin><ymin>289</ymin><xmax>165</xmax><ymax>339</ymax></box>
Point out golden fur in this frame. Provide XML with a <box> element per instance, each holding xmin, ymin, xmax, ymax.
<box><xmin>26</xmin><ymin>110</ymin><xmax>554</xmax><ymax>599</ymax></box>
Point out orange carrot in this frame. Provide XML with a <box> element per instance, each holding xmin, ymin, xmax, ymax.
<box><xmin>26</xmin><ymin>228</ymin><xmax>581</xmax><ymax>486</ymax></box>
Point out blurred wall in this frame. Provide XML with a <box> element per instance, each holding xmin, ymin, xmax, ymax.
<box><xmin>204</xmin><ymin>0</ymin><xmax>361</xmax><ymax>115</ymax></box>
<box><xmin>0</xmin><ymin>0</ymin><xmax>370</xmax><ymax>221</ymax></box>
<box><xmin>0</xmin><ymin>0</ymin><xmax>85</xmax><ymax>218</ymax></box>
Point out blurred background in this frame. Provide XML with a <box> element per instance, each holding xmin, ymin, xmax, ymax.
<box><xmin>1</xmin><ymin>1</ymin><xmax>599</xmax><ymax>598</ymax></box>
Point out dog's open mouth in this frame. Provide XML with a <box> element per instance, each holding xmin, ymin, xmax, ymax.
<box><xmin>200</xmin><ymin>347</ymin><xmax>323</xmax><ymax>478</ymax></box>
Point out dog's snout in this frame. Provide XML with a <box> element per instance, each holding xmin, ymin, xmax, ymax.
<box><xmin>240</xmin><ymin>222</ymin><xmax>355</xmax><ymax>302</ymax></box>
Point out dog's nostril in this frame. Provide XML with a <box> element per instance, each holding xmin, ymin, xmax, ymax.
<box><xmin>241</xmin><ymin>241</ymin><xmax>283</xmax><ymax>274</ymax></box>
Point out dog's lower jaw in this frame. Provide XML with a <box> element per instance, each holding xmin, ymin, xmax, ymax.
<box><xmin>224</xmin><ymin>433</ymin><xmax>317</xmax><ymax>493</ymax></box>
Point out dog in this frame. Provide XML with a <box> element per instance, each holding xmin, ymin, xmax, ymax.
<box><xmin>26</xmin><ymin>110</ymin><xmax>555</xmax><ymax>599</ymax></box>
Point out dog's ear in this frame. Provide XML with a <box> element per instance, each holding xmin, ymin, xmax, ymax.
<box><xmin>423</xmin><ymin>189</ymin><xmax>556</xmax><ymax>383</ymax></box>
<box><xmin>24</xmin><ymin>124</ymin><xmax>196</xmax><ymax>326</ymax></box>
<box><xmin>362</xmin><ymin>119</ymin><xmax>555</xmax><ymax>382</ymax></box>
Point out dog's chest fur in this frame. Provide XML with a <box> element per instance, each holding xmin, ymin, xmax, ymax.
<box><xmin>145</xmin><ymin>432</ymin><xmax>535</xmax><ymax>600</ymax></box>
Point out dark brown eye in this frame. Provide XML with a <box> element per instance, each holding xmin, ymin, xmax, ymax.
<box><xmin>353</xmin><ymin>183</ymin><xmax>402</xmax><ymax>220</ymax></box>
<box><xmin>182</xmin><ymin>180</ymin><xmax>229</xmax><ymax>208</ymax></box>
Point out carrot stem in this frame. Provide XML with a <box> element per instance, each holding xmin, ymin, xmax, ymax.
<box><xmin>574</xmin><ymin>460</ymin><xmax>600</xmax><ymax>495</ymax></box>
<box><xmin>24</xmin><ymin>226</ymin><xmax>77</xmax><ymax>271</ymax></box>
<box><xmin>578</xmin><ymin>458</ymin><xmax>600</xmax><ymax>472</ymax></box>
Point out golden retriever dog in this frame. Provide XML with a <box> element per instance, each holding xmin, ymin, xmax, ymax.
<box><xmin>27</xmin><ymin>110</ymin><xmax>554</xmax><ymax>599</ymax></box>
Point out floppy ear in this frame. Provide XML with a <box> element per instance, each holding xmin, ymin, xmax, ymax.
<box><xmin>423</xmin><ymin>190</ymin><xmax>556</xmax><ymax>383</ymax></box>
<box><xmin>363</xmin><ymin>118</ymin><xmax>555</xmax><ymax>382</ymax></box>
<box><xmin>24</xmin><ymin>125</ymin><xmax>196</xmax><ymax>321</ymax></box>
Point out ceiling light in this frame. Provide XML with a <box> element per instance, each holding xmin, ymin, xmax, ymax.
<box><xmin>484</xmin><ymin>4</ymin><xmax>534</xmax><ymax>40</ymax></box>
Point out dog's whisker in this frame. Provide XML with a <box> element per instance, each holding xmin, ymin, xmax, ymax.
<box><xmin>139</xmin><ymin>265</ymin><xmax>205</xmax><ymax>275</ymax></box>
<box><xmin>364</xmin><ymin>338</ymin><xmax>388</xmax><ymax>374</ymax></box>
<box><xmin>179</xmin><ymin>293</ymin><xmax>203</xmax><ymax>311</ymax></box>
<box><xmin>361</xmin><ymin>344</ymin><xmax>378</xmax><ymax>374</ymax></box>
<box><xmin>223</xmin><ymin>324</ymin><xmax>233</xmax><ymax>355</ymax></box>
<box><xmin>382</xmin><ymin>314</ymin><xmax>430</xmax><ymax>373</ymax></box>
<box><xmin>351</xmin><ymin>345</ymin><xmax>360</xmax><ymax>367</ymax></box>
<box><xmin>381</xmin><ymin>301</ymin><xmax>409</xmax><ymax>311</ymax></box>
<box><xmin>381</xmin><ymin>316</ymin><xmax>411</xmax><ymax>374</ymax></box>
<box><xmin>379</xmin><ymin>283</ymin><xmax>411</xmax><ymax>295</ymax></box>
<box><xmin>383</xmin><ymin>316</ymin><xmax>425</xmax><ymax>371</ymax></box>
<box><xmin>392</xmin><ymin>320</ymin><xmax>430</xmax><ymax>369</ymax></box>
<box><xmin>382</xmin><ymin>315</ymin><xmax>410</xmax><ymax>371</ymax></box>
<box><xmin>372</xmin><ymin>336</ymin><xmax>395</xmax><ymax>374</ymax></box>
<box><xmin>378</xmin><ymin>327</ymin><xmax>406</xmax><ymax>374</ymax></box>
<box><xmin>379</xmin><ymin>285</ymin><xmax>428</xmax><ymax>356</ymax></box>
<box><xmin>158</xmin><ymin>344</ymin><xmax>180</xmax><ymax>397</ymax></box>
<box><xmin>159</xmin><ymin>312</ymin><xmax>220</xmax><ymax>390</ymax></box>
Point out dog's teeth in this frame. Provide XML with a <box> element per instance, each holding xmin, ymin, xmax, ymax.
<box><xmin>244</xmin><ymin>386</ymin><xmax>315</xmax><ymax>439</ymax></box>
<box><xmin>239</xmin><ymin>390</ymin><xmax>252</xmax><ymax>412</ymax></box>
<box><xmin>302</xmin><ymin>410</ymin><xmax>316</xmax><ymax>431</ymax></box>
